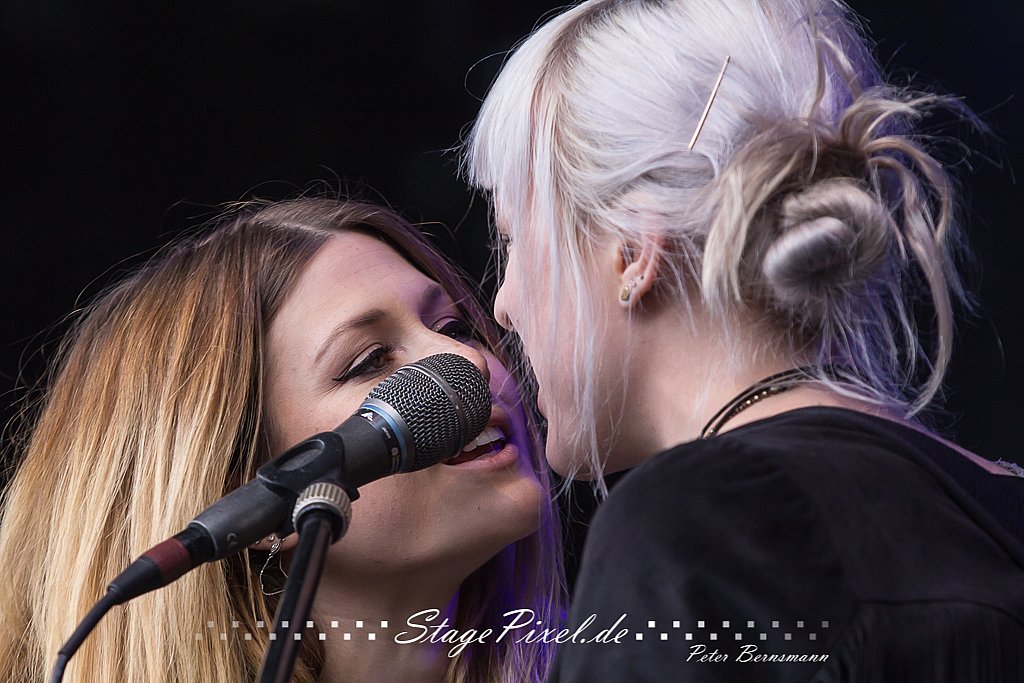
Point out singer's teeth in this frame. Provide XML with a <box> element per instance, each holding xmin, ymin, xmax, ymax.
<box><xmin>463</xmin><ymin>426</ymin><xmax>506</xmax><ymax>452</ymax></box>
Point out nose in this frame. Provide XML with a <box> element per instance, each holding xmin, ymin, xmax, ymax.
<box><xmin>493</xmin><ymin>282</ymin><xmax>512</xmax><ymax>331</ymax></box>
<box><xmin>421</xmin><ymin>331</ymin><xmax>491</xmax><ymax>385</ymax></box>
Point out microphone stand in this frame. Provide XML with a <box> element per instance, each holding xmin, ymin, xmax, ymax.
<box><xmin>258</xmin><ymin>481</ymin><xmax>353</xmax><ymax>683</ymax></box>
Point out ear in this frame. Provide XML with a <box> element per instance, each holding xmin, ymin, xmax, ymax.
<box><xmin>248</xmin><ymin>533</ymin><xmax>300</xmax><ymax>554</ymax></box>
<box><xmin>615</xmin><ymin>234</ymin><xmax>664</xmax><ymax>308</ymax></box>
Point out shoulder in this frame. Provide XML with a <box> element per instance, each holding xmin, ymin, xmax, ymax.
<box><xmin>576</xmin><ymin>419</ymin><xmax>863</xmax><ymax>602</ymax></box>
<box><xmin>587</xmin><ymin>430</ymin><xmax>835</xmax><ymax>569</ymax></box>
<box><xmin>557</xmin><ymin>409</ymin><xmax>1024</xmax><ymax>681</ymax></box>
<box><xmin>591</xmin><ymin>418</ymin><xmax>852</xmax><ymax>541</ymax></box>
<box><xmin>558</xmin><ymin>417</ymin><xmax>861</xmax><ymax>681</ymax></box>
<box><xmin>597</xmin><ymin>405</ymin><xmax>944</xmax><ymax>528</ymax></box>
<box><xmin>586</xmin><ymin>406</ymin><xmax>1024</xmax><ymax>603</ymax></box>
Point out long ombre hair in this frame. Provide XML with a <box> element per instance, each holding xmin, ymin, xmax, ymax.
<box><xmin>0</xmin><ymin>198</ymin><xmax>563</xmax><ymax>682</ymax></box>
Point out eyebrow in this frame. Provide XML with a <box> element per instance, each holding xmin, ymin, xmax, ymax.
<box><xmin>313</xmin><ymin>309</ymin><xmax>387</xmax><ymax>367</ymax></box>
<box><xmin>311</xmin><ymin>283</ymin><xmax>450</xmax><ymax>368</ymax></box>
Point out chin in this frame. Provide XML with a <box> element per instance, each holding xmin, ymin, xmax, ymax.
<box><xmin>493</xmin><ymin>474</ymin><xmax>546</xmax><ymax>538</ymax></box>
<box><xmin>544</xmin><ymin>432</ymin><xmax>598</xmax><ymax>481</ymax></box>
<box><xmin>427</xmin><ymin>488</ymin><xmax>545</xmax><ymax>582</ymax></box>
<box><xmin>546</xmin><ymin>452</ymin><xmax>576</xmax><ymax>479</ymax></box>
<box><xmin>480</xmin><ymin>476</ymin><xmax>546</xmax><ymax>550</ymax></box>
<box><xmin>413</xmin><ymin>507</ymin><xmax>544</xmax><ymax>589</ymax></box>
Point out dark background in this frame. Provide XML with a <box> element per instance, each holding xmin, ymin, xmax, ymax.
<box><xmin>2</xmin><ymin>1</ymin><xmax>1022</xmax><ymax>574</ymax></box>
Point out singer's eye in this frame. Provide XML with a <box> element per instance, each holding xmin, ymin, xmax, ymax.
<box><xmin>332</xmin><ymin>343</ymin><xmax>395</xmax><ymax>383</ymax></box>
<box><xmin>434</xmin><ymin>318</ymin><xmax>474</xmax><ymax>343</ymax></box>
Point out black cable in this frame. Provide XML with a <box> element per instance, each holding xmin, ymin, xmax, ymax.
<box><xmin>50</xmin><ymin>589</ymin><xmax>119</xmax><ymax>683</ymax></box>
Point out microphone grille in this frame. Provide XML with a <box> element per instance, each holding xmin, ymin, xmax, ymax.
<box><xmin>367</xmin><ymin>353</ymin><xmax>491</xmax><ymax>471</ymax></box>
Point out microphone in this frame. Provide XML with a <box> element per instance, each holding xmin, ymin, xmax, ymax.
<box><xmin>108</xmin><ymin>352</ymin><xmax>491</xmax><ymax>605</ymax></box>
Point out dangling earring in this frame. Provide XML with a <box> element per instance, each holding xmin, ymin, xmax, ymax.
<box><xmin>259</xmin><ymin>534</ymin><xmax>288</xmax><ymax>596</ymax></box>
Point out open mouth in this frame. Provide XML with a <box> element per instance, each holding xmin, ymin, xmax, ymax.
<box><xmin>444</xmin><ymin>426</ymin><xmax>509</xmax><ymax>465</ymax></box>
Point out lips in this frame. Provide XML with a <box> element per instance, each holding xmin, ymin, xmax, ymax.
<box><xmin>445</xmin><ymin>425</ymin><xmax>509</xmax><ymax>465</ymax></box>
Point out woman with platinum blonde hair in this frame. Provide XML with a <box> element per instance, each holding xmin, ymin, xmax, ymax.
<box><xmin>0</xmin><ymin>198</ymin><xmax>563</xmax><ymax>682</ymax></box>
<box><xmin>466</xmin><ymin>0</ymin><xmax>1024</xmax><ymax>679</ymax></box>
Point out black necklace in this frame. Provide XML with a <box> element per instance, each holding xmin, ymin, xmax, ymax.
<box><xmin>699</xmin><ymin>367</ymin><xmax>815</xmax><ymax>439</ymax></box>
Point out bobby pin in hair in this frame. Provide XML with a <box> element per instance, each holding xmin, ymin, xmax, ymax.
<box><xmin>688</xmin><ymin>55</ymin><xmax>731</xmax><ymax>150</ymax></box>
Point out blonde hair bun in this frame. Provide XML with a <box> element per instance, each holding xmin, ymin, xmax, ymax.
<box><xmin>763</xmin><ymin>178</ymin><xmax>893</xmax><ymax>323</ymax></box>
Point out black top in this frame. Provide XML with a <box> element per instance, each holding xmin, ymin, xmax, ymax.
<box><xmin>549</xmin><ymin>407</ymin><xmax>1024</xmax><ymax>682</ymax></box>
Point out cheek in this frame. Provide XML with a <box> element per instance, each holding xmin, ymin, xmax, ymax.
<box><xmin>331</xmin><ymin>477</ymin><xmax>422</xmax><ymax>553</ymax></box>
<box><xmin>322</xmin><ymin>471</ymin><xmax>454</xmax><ymax>578</ymax></box>
<box><xmin>501</xmin><ymin>254</ymin><xmax>552</xmax><ymax>339</ymax></box>
<box><xmin>264</xmin><ymin>352</ymin><xmax>366</xmax><ymax>455</ymax></box>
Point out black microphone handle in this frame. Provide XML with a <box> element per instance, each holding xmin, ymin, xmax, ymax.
<box><xmin>109</xmin><ymin>407</ymin><xmax>403</xmax><ymax>603</ymax></box>
<box><xmin>190</xmin><ymin>409</ymin><xmax>397</xmax><ymax>562</ymax></box>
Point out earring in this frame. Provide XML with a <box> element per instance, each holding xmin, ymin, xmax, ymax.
<box><xmin>620</xmin><ymin>275</ymin><xmax>644</xmax><ymax>303</ymax></box>
<box><xmin>259</xmin><ymin>534</ymin><xmax>288</xmax><ymax>596</ymax></box>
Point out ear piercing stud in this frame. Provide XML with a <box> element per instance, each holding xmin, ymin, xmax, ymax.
<box><xmin>619</xmin><ymin>275</ymin><xmax>644</xmax><ymax>302</ymax></box>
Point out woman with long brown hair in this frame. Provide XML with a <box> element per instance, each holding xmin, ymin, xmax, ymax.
<box><xmin>0</xmin><ymin>198</ymin><xmax>564</xmax><ymax>682</ymax></box>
